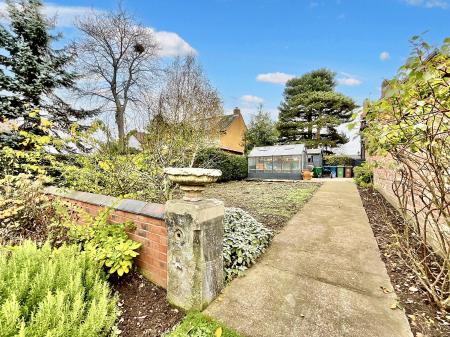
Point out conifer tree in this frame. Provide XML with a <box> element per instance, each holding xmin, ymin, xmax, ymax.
<box><xmin>277</xmin><ymin>69</ymin><xmax>356</xmax><ymax>148</ymax></box>
<box><xmin>0</xmin><ymin>0</ymin><xmax>96</xmax><ymax>149</ymax></box>
<box><xmin>245</xmin><ymin>105</ymin><xmax>279</xmax><ymax>152</ymax></box>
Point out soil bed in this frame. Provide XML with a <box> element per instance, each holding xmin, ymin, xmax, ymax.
<box><xmin>203</xmin><ymin>180</ymin><xmax>320</xmax><ymax>231</ymax></box>
<box><xmin>358</xmin><ymin>187</ymin><xmax>450</xmax><ymax>337</ymax></box>
<box><xmin>111</xmin><ymin>270</ymin><xmax>184</xmax><ymax>337</ymax></box>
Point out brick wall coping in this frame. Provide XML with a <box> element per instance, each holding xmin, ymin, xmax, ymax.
<box><xmin>44</xmin><ymin>186</ymin><xmax>165</xmax><ymax>220</ymax></box>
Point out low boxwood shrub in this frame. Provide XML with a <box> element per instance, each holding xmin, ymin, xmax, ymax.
<box><xmin>353</xmin><ymin>162</ymin><xmax>373</xmax><ymax>188</ymax></box>
<box><xmin>195</xmin><ymin>148</ymin><xmax>247</xmax><ymax>182</ymax></box>
<box><xmin>223</xmin><ymin>208</ymin><xmax>273</xmax><ymax>281</ymax></box>
<box><xmin>0</xmin><ymin>241</ymin><xmax>118</xmax><ymax>337</ymax></box>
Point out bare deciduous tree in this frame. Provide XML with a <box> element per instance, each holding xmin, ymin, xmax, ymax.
<box><xmin>141</xmin><ymin>55</ymin><xmax>223</xmax><ymax>167</ymax></box>
<box><xmin>75</xmin><ymin>7</ymin><xmax>159</xmax><ymax>145</ymax></box>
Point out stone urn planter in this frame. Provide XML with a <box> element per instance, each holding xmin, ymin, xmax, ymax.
<box><xmin>164</xmin><ymin>167</ymin><xmax>222</xmax><ymax>201</ymax></box>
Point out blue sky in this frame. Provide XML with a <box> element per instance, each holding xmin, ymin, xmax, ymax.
<box><xmin>1</xmin><ymin>0</ymin><xmax>449</xmax><ymax>122</ymax></box>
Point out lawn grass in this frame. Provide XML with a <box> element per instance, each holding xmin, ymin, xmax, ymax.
<box><xmin>165</xmin><ymin>312</ymin><xmax>244</xmax><ymax>337</ymax></box>
<box><xmin>203</xmin><ymin>180</ymin><xmax>320</xmax><ymax>231</ymax></box>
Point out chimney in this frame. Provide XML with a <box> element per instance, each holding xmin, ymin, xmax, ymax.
<box><xmin>233</xmin><ymin>107</ymin><xmax>241</xmax><ymax>116</ymax></box>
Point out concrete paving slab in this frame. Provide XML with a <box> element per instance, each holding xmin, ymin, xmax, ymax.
<box><xmin>205</xmin><ymin>181</ymin><xmax>413</xmax><ymax>337</ymax></box>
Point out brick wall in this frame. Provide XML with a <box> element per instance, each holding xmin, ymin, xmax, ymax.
<box><xmin>369</xmin><ymin>154</ymin><xmax>399</xmax><ymax>207</ymax></box>
<box><xmin>45</xmin><ymin>187</ymin><xmax>168</xmax><ymax>288</ymax></box>
<box><xmin>368</xmin><ymin>154</ymin><xmax>448</xmax><ymax>255</ymax></box>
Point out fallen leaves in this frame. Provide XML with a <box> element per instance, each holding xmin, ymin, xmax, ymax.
<box><xmin>380</xmin><ymin>286</ymin><xmax>392</xmax><ymax>294</ymax></box>
<box><xmin>390</xmin><ymin>300</ymin><xmax>404</xmax><ymax>310</ymax></box>
<box><xmin>359</xmin><ymin>188</ymin><xmax>450</xmax><ymax>336</ymax></box>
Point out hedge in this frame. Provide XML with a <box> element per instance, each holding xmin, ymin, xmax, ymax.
<box><xmin>323</xmin><ymin>154</ymin><xmax>355</xmax><ymax>166</ymax></box>
<box><xmin>195</xmin><ymin>148</ymin><xmax>247</xmax><ymax>182</ymax></box>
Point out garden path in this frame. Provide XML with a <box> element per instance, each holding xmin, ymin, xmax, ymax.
<box><xmin>205</xmin><ymin>181</ymin><xmax>413</xmax><ymax>337</ymax></box>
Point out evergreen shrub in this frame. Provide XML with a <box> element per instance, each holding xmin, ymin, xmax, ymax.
<box><xmin>323</xmin><ymin>154</ymin><xmax>354</xmax><ymax>166</ymax></box>
<box><xmin>0</xmin><ymin>241</ymin><xmax>118</xmax><ymax>337</ymax></box>
<box><xmin>195</xmin><ymin>148</ymin><xmax>247</xmax><ymax>182</ymax></box>
<box><xmin>353</xmin><ymin>162</ymin><xmax>373</xmax><ymax>187</ymax></box>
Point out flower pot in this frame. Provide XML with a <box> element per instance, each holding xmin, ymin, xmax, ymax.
<box><xmin>302</xmin><ymin>170</ymin><xmax>312</xmax><ymax>181</ymax></box>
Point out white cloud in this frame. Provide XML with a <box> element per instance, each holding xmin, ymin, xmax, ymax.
<box><xmin>240</xmin><ymin>95</ymin><xmax>264</xmax><ymax>105</ymax></box>
<box><xmin>0</xmin><ymin>2</ymin><xmax>196</xmax><ymax>57</ymax></box>
<box><xmin>0</xmin><ymin>2</ymin><xmax>99</xmax><ymax>27</ymax></box>
<box><xmin>256</xmin><ymin>72</ymin><xmax>295</xmax><ymax>84</ymax></box>
<box><xmin>41</xmin><ymin>3</ymin><xmax>99</xmax><ymax>27</ymax></box>
<box><xmin>148</xmin><ymin>28</ymin><xmax>197</xmax><ymax>57</ymax></box>
<box><xmin>403</xmin><ymin>0</ymin><xmax>449</xmax><ymax>9</ymax></box>
<box><xmin>379</xmin><ymin>51</ymin><xmax>390</xmax><ymax>61</ymax></box>
<box><xmin>337</xmin><ymin>74</ymin><xmax>362</xmax><ymax>86</ymax></box>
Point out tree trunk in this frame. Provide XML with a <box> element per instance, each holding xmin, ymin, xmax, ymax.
<box><xmin>115</xmin><ymin>106</ymin><xmax>125</xmax><ymax>148</ymax></box>
<box><xmin>307</xmin><ymin>113</ymin><xmax>313</xmax><ymax>139</ymax></box>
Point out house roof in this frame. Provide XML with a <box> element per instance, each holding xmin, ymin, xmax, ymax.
<box><xmin>219</xmin><ymin>114</ymin><xmax>239</xmax><ymax>131</ymax></box>
<box><xmin>248</xmin><ymin>144</ymin><xmax>306</xmax><ymax>157</ymax></box>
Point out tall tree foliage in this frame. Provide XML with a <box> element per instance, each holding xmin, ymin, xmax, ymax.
<box><xmin>277</xmin><ymin>69</ymin><xmax>356</xmax><ymax>148</ymax></box>
<box><xmin>0</xmin><ymin>0</ymin><xmax>95</xmax><ymax>149</ymax></box>
<box><xmin>245</xmin><ymin>105</ymin><xmax>278</xmax><ymax>152</ymax></box>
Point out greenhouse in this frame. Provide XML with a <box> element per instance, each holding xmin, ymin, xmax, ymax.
<box><xmin>248</xmin><ymin>144</ymin><xmax>308</xmax><ymax>180</ymax></box>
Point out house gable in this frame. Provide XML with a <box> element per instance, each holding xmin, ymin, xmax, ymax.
<box><xmin>219</xmin><ymin>108</ymin><xmax>246</xmax><ymax>154</ymax></box>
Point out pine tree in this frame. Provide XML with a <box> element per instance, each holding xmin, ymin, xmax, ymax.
<box><xmin>0</xmin><ymin>0</ymin><xmax>96</xmax><ymax>149</ymax></box>
<box><xmin>277</xmin><ymin>68</ymin><xmax>356</xmax><ymax>148</ymax></box>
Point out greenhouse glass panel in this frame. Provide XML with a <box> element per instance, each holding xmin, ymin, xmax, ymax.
<box><xmin>263</xmin><ymin>157</ymin><xmax>273</xmax><ymax>171</ymax></box>
<box><xmin>282</xmin><ymin>156</ymin><xmax>300</xmax><ymax>172</ymax></box>
<box><xmin>249</xmin><ymin>157</ymin><xmax>256</xmax><ymax>170</ymax></box>
<box><xmin>256</xmin><ymin>157</ymin><xmax>265</xmax><ymax>170</ymax></box>
<box><xmin>273</xmin><ymin>157</ymin><xmax>282</xmax><ymax>171</ymax></box>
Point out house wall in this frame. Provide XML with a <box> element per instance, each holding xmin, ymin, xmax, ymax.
<box><xmin>307</xmin><ymin>154</ymin><xmax>323</xmax><ymax>167</ymax></box>
<box><xmin>45</xmin><ymin>188</ymin><xmax>168</xmax><ymax>288</ymax></box>
<box><xmin>219</xmin><ymin>114</ymin><xmax>246</xmax><ymax>154</ymax></box>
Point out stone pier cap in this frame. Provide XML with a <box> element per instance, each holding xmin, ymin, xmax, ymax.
<box><xmin>164</xmin><ymin>167</ymin><xmax>222</xmax><ymax>202</ymax></box>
